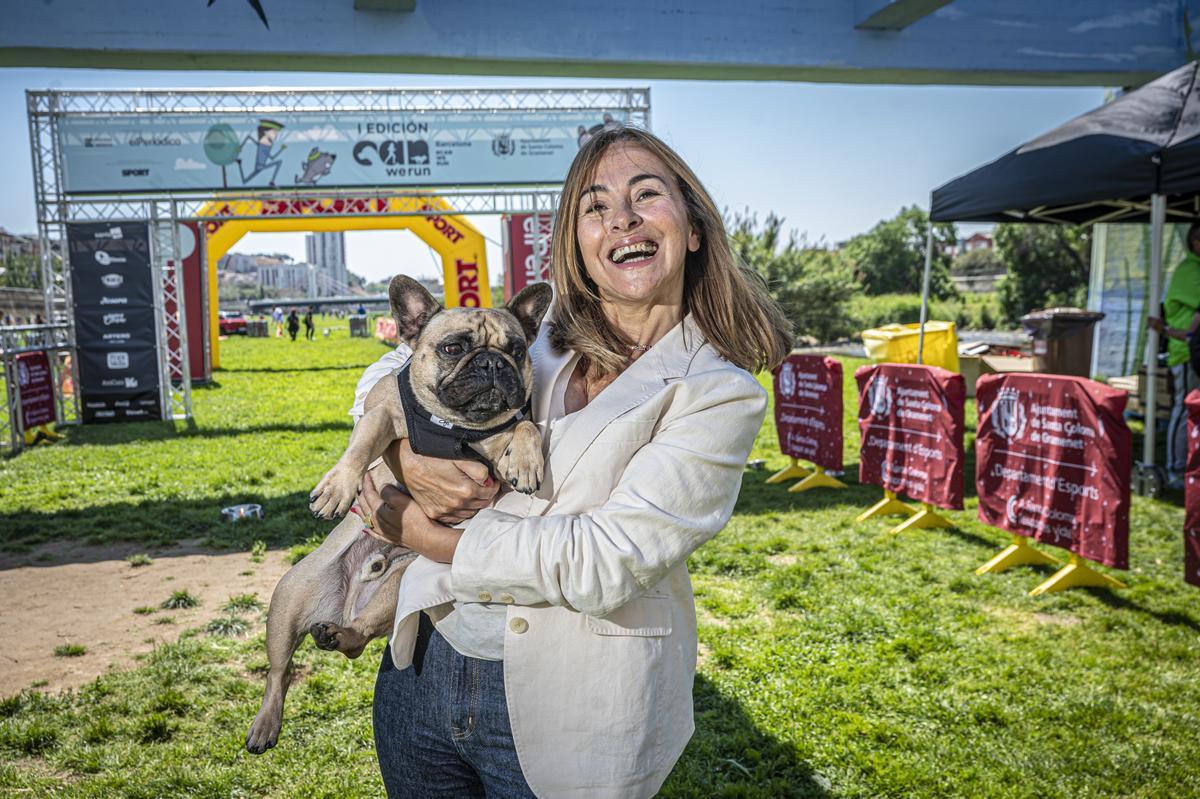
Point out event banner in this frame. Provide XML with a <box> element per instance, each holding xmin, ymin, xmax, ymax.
<box><xmin>57</xmin><ymin>110</ymin><xmax>629</xmax><ymax>194</ymax></box>
<box><xmin>976</xmin><ymin>373</ymin><xmax>1131</xmax><ymax>570</ymax></box>
<box><xmin>503</xmin><ymin>213</ymin><xmax>553</xmax><ymax>299</ymax></box>
<box><xmin>1183</xmin><ymin>390</ymin><xmax>1200</xmax><ymax>586</ymax></box>
<box><xmin>855</xmin><ymin>363</ymin><xmax>965</xmax><ymax>510</ymax></box>
<box><xmin>773</xmin><ymin>354</ymin><xmax>842</xmax><ymax>472</ymax></box>
<box><xmin>15</xmin><ymin>351</ymin><xmax>55</xmax><ymax>429</ymax></box>
<box><xmin>67</xmin><ymin>222</ymin><xmax>162</xmax><ymax>422</ymax></box>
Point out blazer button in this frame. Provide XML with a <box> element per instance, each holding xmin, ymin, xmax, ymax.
<box><xmin>478</xmin><ymin>592</ymin><xmax>492</xmax><ymax>602</ymax></box>
<box><xmin>499</xmin><ymin>593</ymin><xmax>515</xmax><ymax>604</ymax></box>
<box><xmin>509</xmin><ymin>617</ymin><xmax>529</xmax><ymax>634</ymax></box>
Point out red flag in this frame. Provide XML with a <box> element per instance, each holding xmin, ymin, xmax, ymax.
<box><xmin>772</xmin><ymin>355</ymin><xmax>842</xmax><ymax>472</ymax></box>
<box><xmin>976</xmin><ymin>373</ymin><xmax>1131</xmax><ymax>570</ymax></box>
<box><xmin>855</xmin><ymin>363</ymin><xmax>965</xmax><ymax>510</ymax></box>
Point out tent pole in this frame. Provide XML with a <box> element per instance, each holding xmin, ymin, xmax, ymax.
<box><xmin>917</xmin><ymin>224</ymin><xmax>935</xmax><ymax>364</ymax></box>
<box><xmin>1144</xmin><ymin>193</ymin><xmax>1165</xmax><ymax>472</ymax></box>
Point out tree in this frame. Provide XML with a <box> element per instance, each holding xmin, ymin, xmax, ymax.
<box><xmin>993</xmin><ymin>224</ymin><xmax>1090</xmax><ymax>324</ymax></box>
<box><xmin>842</xmin><ymin>206</ymin><xmax>958</xmax><ymax>299</ymax></box>
<box><xmin>728</xmin><ymin>212</ymin><xmax>857</xmax><ymax>343</ymax></box>
<box><xmin>0</xmin><ymin>253</ymin><xmax>40</xmax><ymax>289</ymax></box>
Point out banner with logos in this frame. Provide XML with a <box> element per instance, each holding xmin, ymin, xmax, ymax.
<box><xmin>773</xmin><ymin>354</ymin><xmax>842</xmax><ymax>472</ymax></box>
<box><xmin>976</xmin><ymin>373</ymin><xmax>1130</xmax><ymax>570</ymax></box>
<box><xmin>57</xmin><ymin>110</ymin><xmax>629</xmax><ymax>194</ymax></box>
<box><xmin>1183</xmin><ymin>390</ymin><xmax>1200</xmax><ymax>586</ymax></box>
<box><xmin>15</xmin><ymin>351</ymin><xmax>56</xmax><ymax>429</ymax></box>
<box><xmin>503</xmin><ymin>213</ymin><xmax>553</xmax><ymax>299</ymax></box>
<box><xmin>856</xmin><ymin>363</ymin><xmax>965</xmax><ymax>510</ymax></box>
<box><xmin>67</xmin><ymin>222</ymin><xmax>162</xmax><ymax>422</ymax></box>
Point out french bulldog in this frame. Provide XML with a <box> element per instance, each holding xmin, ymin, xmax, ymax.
<box><xmin>309</xmin><ymin>275</ymin><xmax>552</xmax><ymax>519</ymax></box>
<box><xmin>245</xmin><ymin>275</ymin><xmax>551</xmax><ymax>754</ymax></box>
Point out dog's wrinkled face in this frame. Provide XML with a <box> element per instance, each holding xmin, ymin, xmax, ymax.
<box><xmin>389</xmin><ymin>276</ymin><xmax>552</xmax><ymax>428</ymax></box>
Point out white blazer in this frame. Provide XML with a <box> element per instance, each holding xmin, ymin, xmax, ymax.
<box><xmin>388</xmin><ymin>314</ymin><xmax>767</xmax><ymax>799</ymax></box>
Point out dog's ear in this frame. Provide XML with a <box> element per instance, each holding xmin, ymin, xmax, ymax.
<box><xmin>506</xmin><ymin>282</ymin><xmax>553</xmax><ymax>344</ymax></box>
<box><xmin>389</xmin><ymin>275</ymin><xmax>442</xmax><ymax>346</ymax></box>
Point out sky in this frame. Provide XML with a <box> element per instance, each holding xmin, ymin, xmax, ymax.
<box><xmin>0</xmin><ymin>68</ymin><xmax>1107</xmax><ymax>285</ymax></box>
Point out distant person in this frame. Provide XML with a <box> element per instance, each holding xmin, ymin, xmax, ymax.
<box><xmin>356</xmin><ymin>302</ymin><xmax>367</xmax><ymax>316</ymax></box>
<box><xmin>273</xmin><ymin>306</ymin><xmax>284</xmax><ymax>338</ymax></box>
<box><xmin>1147</xmin><ymin>222</ymin><xmax>1200</xmax><ymax>489</ymax></box>
<box><xmin>34</xmin><ymin>313</ymin><xmax>45</xmax><ymax>326</ymax></box>
<box><xmin>304</xmin><ymin>307</ymin><xmax>315</xmax><ymax>341</ymax></box>
<box><xmin>286</xmin><ymin>309</ymin><xmax>300</xmax><ymax>342</ymax></box>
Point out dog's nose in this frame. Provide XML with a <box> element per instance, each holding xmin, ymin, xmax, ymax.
<box><xmin>473</xmin><ymin>351</ymin><xmax>506</xmax><ymax>374</ymax></box>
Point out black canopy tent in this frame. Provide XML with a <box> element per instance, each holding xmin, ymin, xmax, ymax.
<box><xmin>921</xmin><ymin>60</ymin><xmax>1200</xmax><ymax>476</ymax></box>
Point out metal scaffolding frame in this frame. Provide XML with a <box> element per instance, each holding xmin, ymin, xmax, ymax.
<box><xmin>17</xmin><ymin>86</ymin><xmax>649</xmax><ymax>437</ymax></box>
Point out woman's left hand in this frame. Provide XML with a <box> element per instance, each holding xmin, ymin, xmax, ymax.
<box><xmin>359</xmin><ymin>472</ymin><xmax>463</xmax><ymax>563</ymax></box>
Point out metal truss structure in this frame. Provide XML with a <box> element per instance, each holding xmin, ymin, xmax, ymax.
<box><xmin>20</xmin><ymin>87</ymin><xmax>649</xmax><ymax>431</ymax></box>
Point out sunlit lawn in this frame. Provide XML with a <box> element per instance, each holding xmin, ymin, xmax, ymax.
<box><xmin>1</xmin><ymin>323</ymin><xmax>1197</xmax><ymax>798</ymax></box>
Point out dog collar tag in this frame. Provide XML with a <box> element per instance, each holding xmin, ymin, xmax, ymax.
<box><xmin>428</xmin><ymin>414</ymin><xmax>454</xmax><ymax>430</ymax></box>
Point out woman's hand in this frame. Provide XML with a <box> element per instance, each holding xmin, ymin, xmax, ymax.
<box><xmin>359</xmin><ymin>471</ymin><xmax>462</xmax><ymax>563</ymax></box>
<box><xmin>383</xmin><ymin>438</ymin><xmax>499</xmax><ymax>524</ymax></box>
<box><xmin>1147</xmin><ymin>316</ymin><xmax>1166</xmax><ymax>335</ymax></box>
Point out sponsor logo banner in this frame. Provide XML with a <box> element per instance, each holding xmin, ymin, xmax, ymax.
<box><xmin>68</xmin><ymin>222</ymin><xmax>162</xmax><ymax>423</ymax></box>
<box><xmin>1183</xmin><ymin>390</ymin><xmax>1200</xmax><ymax>586</ymax></box>
<box><xmin>15</xmin><ymin>351</ymin><xmax>56</xmax><ymax>429</ymax></box>
<box><xmin>856</xmin><ymin>363</ymin><xmax>965</xmax><ymax>510</ymax></box>
<box><xmin>773</xmin><ymin>354</ymin><xmax>842</xmax><ymax>471</ymax></box>
<box><xmin>57</xmin><ymin>110</ymin><xmax>629</xmax><ymax>194</ymax></box>
<box><xmin>503</xmin><ymin>213</ymin><xmax>553</xmax><ymax>297</ymax></box>
<box><xmin>977</xmin><ymin>373</ymin><xmax>1130</xmax><ymax>570</ymax></box>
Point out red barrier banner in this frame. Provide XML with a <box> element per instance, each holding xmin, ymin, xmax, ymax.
<box><xmin>855</xmin><ymin>363</ymin><xmax>965</xmax><ymax>510</ymax></box>
<box><xmin>977</xmin><ymin>373</ymin><xmax>1130</xmax><ymax>570</ymax></box>
<box><xmin>16</xmin><ymin>350</ymin><xmax>56</xmax><ymax>429</ymax></box>
<box><xmin>773</xmin><ymin>354</ymin><xmax>842</xmax><ymax>471</ymax></box>
<box><xmin>502</xmin><ymin>213</ymin><xmax>552</xmax><ymax>299</ymax></box>
<box><xmin>1183</xmin><ymin>390</ymin><xmax>1200</xmax><ymax>586</ymax></box>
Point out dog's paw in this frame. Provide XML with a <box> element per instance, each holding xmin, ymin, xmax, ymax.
<box><xmin>246</xmin><ymin>712</ymin><xmax>281</xmax><ymax>754</ymax></box>
<box><xmin>310</xmin><ymin>621</ymin><xmax>341</xmax><ymax>650</ymax></box>
<box><xmin>498</xmin><ymin>447</ymin><xmax>543</xmax><ymax>495</ymax></box>
<box><xmin>309</xmin><ymin>622</ymin><xmax>369</xmax><ymax>659</ymax></box>
<box><xmin>309</xmin><ymin>468</ymin><xmax>360</xmax><ymax>519</ymax></box>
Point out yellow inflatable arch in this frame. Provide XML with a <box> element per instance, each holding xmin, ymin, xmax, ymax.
<box><xmin>199</xmin><ymin>195</ymin><xmax>490</xmax><ymax>368</ymax></box>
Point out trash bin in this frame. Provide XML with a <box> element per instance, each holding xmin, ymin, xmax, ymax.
<box><xmin>348</xmin><ymin>316</ymin><xmax>368</xmax><ymax>338</ymax></box>
<box><xmin>862</xmin><ymin>321</ymin><xmax>959</xmax><ymax>372</ymax></box>
<box><xmin>1019</xmin><ymin>307</ymin><xmax>1104</xmax><ymax>377</ymax></box>
<box><xmin>247</xmin><ymin>319</ymin><xmax>269</xmax><ymax>338</ymax></box>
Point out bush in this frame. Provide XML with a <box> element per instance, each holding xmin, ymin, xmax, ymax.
<box><xmin>849</xmin><ymin>293</ymin><xmax>1006</xmax><ymax>333</ymax></box>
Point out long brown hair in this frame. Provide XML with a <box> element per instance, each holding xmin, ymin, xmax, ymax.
<box><xmin>550</xmin><ymin>126</ymin><xmax>792</xmax><ymax>374</ymax></box>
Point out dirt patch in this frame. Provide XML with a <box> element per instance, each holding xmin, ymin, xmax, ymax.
<box><xmin>0</xmin><ymin>541</ymin><xmax>291</xmax><ymax>697</ymax></box>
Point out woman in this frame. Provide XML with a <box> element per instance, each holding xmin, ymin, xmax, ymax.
<box><xmin>359</xmin><ymin>126</ymin><xmax>792</xmax><ymax>798</ymax></box>
<box><xmin>286</xmin><ymin>309</ymin><xmax>300</xmax><ymax>342</ymax></box>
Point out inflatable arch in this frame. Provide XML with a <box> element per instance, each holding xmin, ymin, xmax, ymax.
<box><xmin>198</xmin><ymin>195</ymin><xmax>491</xmax><ymax>368</ymax></box>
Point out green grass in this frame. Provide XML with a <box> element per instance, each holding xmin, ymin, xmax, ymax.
<box><xmin>125</xmin><ymin>553</ymin><xmax>153</xmax><ymax>567</ymax></box>
<box><xmin>52</xmin><ymin>644</ymin><xmax>86</xmax><ymax>658</ymax></box>
<box><xmin>160</xmin><ymin>590</ymin><xmax>200</xmax><ymax>610</ymax></box>
<box><xmin>223</xmin><ymin>593</ymin><xmax>264</xmax><ymax>614</ymax></box>
<box><xmin>1</xmin><ymin>333</ymin><xmax>1198</xmax><ymax>797</ymax></box>
<box><xmin>204</xmin><ymin>615</ymin><xmax>251</xmax><ymax>638</ymax></box>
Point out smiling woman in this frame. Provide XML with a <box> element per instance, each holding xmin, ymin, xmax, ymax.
<box><xmin>362</xmin><ymin>126</ymin><xmax>794</xmax><ymax>799</ymax></box>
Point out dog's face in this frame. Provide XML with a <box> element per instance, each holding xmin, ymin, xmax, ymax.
<box><xmin>389</xmin><ymin>276</ymin><xmax>552</xmax><ymax>428</ymax></box>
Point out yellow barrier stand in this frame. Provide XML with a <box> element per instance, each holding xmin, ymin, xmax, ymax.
<box><xmin>888</xmin><ymin>503</ymin><xmax>953</xmax><ymax>534</ymax></box>
<box><xmin>855</xmin><ymin>489</ymin><xmax>918</xmax><ymax>523</ymax></box>
<box><xmin>1029</xmin><ymin>553</ymin><xmax>1128</xmax><ymax>596</ymax></box>
<box><xmin>976</xmin><ymin>535</ymin><xmax>1060</xmax><ymax>575</ymax></box>
<box><xmin>788</xmin><ymin>465</ymin><xmax>847</xmax><ymax>493</ymax></box>
<box><xmin>766</xmin><ymin>458</ymin><xmax>810</xmax><ymax>485</ymax></box>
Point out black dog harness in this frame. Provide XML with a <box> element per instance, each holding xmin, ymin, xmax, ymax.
<box><xmin>397</xmin><ymin>361</ymin><xmax>530</xmax><ymax>473</ymax></box>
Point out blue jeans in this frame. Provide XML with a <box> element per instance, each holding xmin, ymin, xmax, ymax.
<box><xmin>373</xmin><ymin>613</ymin><xmax>534</xmax><ymax>799</ymax></box>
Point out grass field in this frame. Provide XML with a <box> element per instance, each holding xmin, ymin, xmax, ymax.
<box><xmin>1</xmin><ymin>320</ymin><xmax>1198</xmax><ymax>798</ymax></box>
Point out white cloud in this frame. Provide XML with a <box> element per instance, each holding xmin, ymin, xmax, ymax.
<box><xmin>292</xmin><ymin>124</ymin><xmax>347</xmax><ymax>142</ymax></box>
<box><xmin>174</xmin><ymin>157</ymin><xmax>207</xmax><ymax>171</ymax></box>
